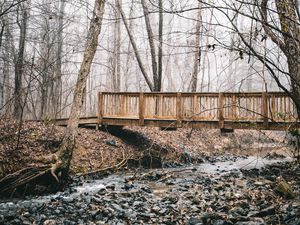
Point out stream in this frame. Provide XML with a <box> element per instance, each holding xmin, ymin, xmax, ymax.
<box><xmin>0</xmin><ymin>155</ymin><xmax>299</xmax><ymax>225</ymax></box>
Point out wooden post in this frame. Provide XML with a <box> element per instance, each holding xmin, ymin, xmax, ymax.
<box><xmin>262</xmin><ymin>92</ymin><xmax>269</xmax><ymax>128</ymax></box>
<box><xmin>218</xmin><ymin>93</ymin><xmax>224</xmax><ymax>128</ymax></box>
<box><xmin>98</xmin><ymin>92</ymin><xmax>103</xmax><ymax>127</ymax></box>
<box><xmin>271</xmin><ymin>95</ymin><xmax>276</xmax><ymax>120</ymax></box>
<box><xmin>176</xmin><ymin>93</ymin><xmax>182</xmax><ymax>127</ymax></box>
<box><xmin>193</xmin><ymin>95</ymin><xmax>197</xmax><ymax>120</ymax></box>
<box><xmin>139</xmin><ymin>92</ymin><xmax>144</xmax><ymax>126</ymax></box>
<box><xmin>159</xmin><ymin>94</ymin><xmax>163</xmax><ymax>117</ymax></box>
<box><xmin>232</xmin><ymin>95</ymin><xmax>237</xmax><ymax>119</ymax></box>
<box><xmin>120</xmin><ymin>94</ymin><xmax>125</xmax><ymax>116</ymax></box>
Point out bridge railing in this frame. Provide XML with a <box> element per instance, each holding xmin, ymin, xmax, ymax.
<box><xmin>98</xmin><ymin>92</ymin><xmax>298</xmax><ymax>127</ymax></box>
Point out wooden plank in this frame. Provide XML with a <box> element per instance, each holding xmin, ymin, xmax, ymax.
<box><xmin>98</xmin><ymin>92</ymin><xmax>103</xmax><ymax>125</ymax></box>
<box><xmin>193</xmin><ymin>95</ymin><xmax>197</xmax><ymax>120</ymax></box>
<box><xmin>176</xmin><ymin>93</ymin><xmax>182</xmax><ymax>127</ymax></box>
<box><xmin>160</xmin><ymin>95</ymin><xmax>163</xmax><ymax>117</ymax></box>
<box><xmin>218</xmin><ymin>93</ymin><xmax>224</xmax><ymax>128</ymax></box>
<box><xmin>262</xmin><ymin>92</ymin><xmax>269</xmax><ymax>128</ymax></box>
<box><xmin>232</xmin><ymin>95</ymin><xmax>237</xmax><ymax>119</ymax></box>
<box><xmin>139</xmin><ymin>93</ymin><xmax>144</xmax><ymax>126</ymax></box>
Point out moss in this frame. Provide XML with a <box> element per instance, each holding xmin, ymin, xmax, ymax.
<box><xmin>71</xmin><ymin>165</ymin><xmax>86</xmax><ymax>174</ymax></box>
<box><xmin>275</xmin><ymin>179</ymin><xmax>296</xmax><ymax>199</ymax></box>
<box><xmin>0</xmin><ymin>167</ymin><xmax>3</xmax><ymax>179</ymax></box>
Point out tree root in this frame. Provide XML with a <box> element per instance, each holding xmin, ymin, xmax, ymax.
<box><xmin>0</xmin><ymin>165</ymin><xmax>51</xmax><ymax>196</ymax></box>
<box><xmin>0</xmin><ymin>154</ymin><xmax>64</xmax><ymax>197</ymax></box>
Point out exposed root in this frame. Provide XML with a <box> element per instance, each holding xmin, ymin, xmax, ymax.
<box><xmin>0</xmin><ymin>152</ymin><xmax>64</xmax><ymax>197</ymax></box>
<box><xmin>0</xmin><ymin>166</ymin><xmax>51</xmax><ymax>196</ymax></box>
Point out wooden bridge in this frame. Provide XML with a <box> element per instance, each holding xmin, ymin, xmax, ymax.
<box><xmin>55</xmin><ymin>92</ymin><xmax>300</xmax><ymax>130</ymax></box>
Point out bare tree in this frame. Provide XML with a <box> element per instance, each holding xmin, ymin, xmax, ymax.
<box><xmin>52</xmin><ymin>0</ymin><xmax>106</xmax><ymax>179</ymax></box>
<box><xmin>112</xmin><ymin>0</ymin><xmax>121</xmax><ymax>91</ymax></box>
<box><xmin>261</xmin><ymin>0</ymin><xmax>300</xmax><ymax>112</ymax></box>
<box><xmin>196</xmin><ymin>0</ymin><xmax>300</xmax><ymax>114</ymax></box>
<box><xmin>118</xmin><ymin>1</ymin><xmax>154</xmax><ymax>91</ymax></box>
<box><xmin>141</xmin><ymin>0</ymin><xmax>159</xmax><ymax>91</ymax></box>
<box><xmin>191</xmin><ymin>2</ymin><xmax>202</xmax><ymax>92</ymax></box>
<box><xmin>157</xmin><ymin>0</ymin><xmax>163</xmax><ymax>91</ymax></box>
<box><xmin>51</xmin><ymin>0</ymin><xmax>66</xmax><ymax>117</ymax></box>
<box><xmin>14</xmin><ymin>2</ymin><xmax>29</xmax><ymax>119</ymax></box>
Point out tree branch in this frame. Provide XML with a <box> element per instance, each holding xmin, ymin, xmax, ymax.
<box><xmin>260</xmin><ymin>0</ymin><xmax>287</xmax><ymax>53</ymax></box>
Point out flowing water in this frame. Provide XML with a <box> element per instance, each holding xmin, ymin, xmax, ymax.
<box><xmin>1</xmin><ymin>155</ymin><xmax>299</xmax><ymax>225</ymax></box>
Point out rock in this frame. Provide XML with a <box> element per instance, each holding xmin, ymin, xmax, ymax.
<box><xmin>251</xmin><ymin>206</ymin><xmax>276</xmax><ymax>217</ymax></box>
<box><xmin>133</xmin><ymin>201</ymin><xmax>144</xmax><ymax>207</ymax></box>
<box><xmin>141</xmin><ymin>186</ymin><xmax>152</xmax><ymax>193</ymax></box>
<box><xmin>151</xmin><ymin>206</ymin><xmax>160</xmax><ymax>213</ymax></box>
<box><xmin>111</xmin><ymin>203</ymin><xmax>123</xmax><ymax>212</ymax></box>
<box><xmin>181</xmin><ymin>150</ymin><xmax>193</xmax><ymax>164</ymax></box>
<box><xmin>212</xmin><ymin>220</ymin><xmax>230</xmax><ymax>225</ymax></box>
<box><xmin>236</xmin><ymin>217</ymin><xmax>265</xmax><ymax>225</ymax></box>
<box><xmin>163</xmin><ymin>194</ymin><xmax>178</xmax><ymax>204</ymax></box>
<box><xmin>43</xmin><ymin>220</ymin><xmax>56</xmax><ymax>225</ymax></box>
<box><xmin>137</xmin><ymin>213</ymin><xmax>154</xmax><ymax>222</ymax></box>
<box><xmin>97</xmin><ymin>187</ymin><xmax>107</xmax><ymax>195</ymax></box>
<box><xmin>123</xmin><ymin>183</ymin><xmax>134</xmax><ymax>191</ymax></box>
<box><xmin>158</xmin><ymin>208</ymin><xmax>168</xmax><ymax>215</ymax></box>
<box><xmin>188</xmin><ymin>217</ymin><xmax>203</xmax><ymax>225</ymax></box>
<box><xmin>105</xmin><ymin>139</ymin><xmax>117</xmax><ymax>147</ymax></box>
<box><xmin>106</xmin><ymin>183</ymin><xmax>115</xmax><ymax>191</ymax></box>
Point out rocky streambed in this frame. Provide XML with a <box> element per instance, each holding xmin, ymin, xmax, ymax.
<box><xmin>0</xmin><ymin>155</ymin><xmax>299</xmax><ymax>225</ymax></box>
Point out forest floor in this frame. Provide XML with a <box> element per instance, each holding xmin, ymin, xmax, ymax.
<box><xmin>0</xmin><ymin>119</ymin><xmax>294</xmax><ymax>178</ymax></box>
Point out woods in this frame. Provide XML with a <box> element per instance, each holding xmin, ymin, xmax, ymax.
<box><xmin>0</xmin><ymin>1</ymin><xmax>300</xmax><ymax>224</ymax></box>
<box><xmin>0</xmin><ymin>0</ymin><xmax>299</xmax><ymax>202</ymax></box>
<box><xmin>0</xmin><ymin>0</ymin><xmax>299</xmax><ymax>119</ymax></box>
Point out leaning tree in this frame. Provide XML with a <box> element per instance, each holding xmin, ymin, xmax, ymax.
<box><xmin>0</xmin><ymin>0</ymin><xmax>106</xmax><ymax>195</ymax></box>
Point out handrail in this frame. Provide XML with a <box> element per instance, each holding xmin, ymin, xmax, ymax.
<box><xmin>98</xmin><ymin>92</ymin><xmax>298</xmax><ymax>129</ymax></box>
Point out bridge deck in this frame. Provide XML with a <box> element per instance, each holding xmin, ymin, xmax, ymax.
<box><xmin>56</xmin><ymin>92</ymin><xmax>300</xmax><ymax>130</ymax></box>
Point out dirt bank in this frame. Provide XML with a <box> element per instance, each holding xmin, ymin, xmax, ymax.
<box><xmin>0</xmin><ymin>119</ymin><xmax>294</xmax><ymax>179</ymax></box>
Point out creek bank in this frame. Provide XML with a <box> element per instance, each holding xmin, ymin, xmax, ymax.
<box><xmin>0</xmin><ymin>156</ymin><xmax>299</xmax><ymax>225</ymax></box>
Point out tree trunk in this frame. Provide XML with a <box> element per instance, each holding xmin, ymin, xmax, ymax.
<box><xmin>0</xmin><ymin>21</ymin><xmax>5</xmax><ymax>49</ymax></box>
<box><xmin>14</xmin><ymin>4</ymin><xmax>28</xmax><ymax>119</ymax></box>
<box><xmin>124</xmin><ymin>2</ymin><xmax>134</xmax><ymax>91</ymax></box>
<box><xmin>118</xmin><ymin>1</ymin><xmax>154</xmax><ymax>91</ymax></box>
<box><xmin>53</xmin><ymin>0</ymin><xmax>106</xmax><ymax>179</ymax></box>
<box><xmin>157</xmin><ymin>0</ymin><xmax>163</xmax><ymax>91</ymax></box>
<box><xmin>112</xmin><ymin>0</ymin><xmax>121</xmax><ymax>91</ymax></box>
<box><xmin>141</xmin><ymin>0</ymin><xmax>159</xmax><ymax>91</ymax></box>
<box><xmin>52</xmin><ymin>0</ymin><xmax>66</xmax><ymax>118</ymax></box>
<box><xmin>191</xmin><ymin>2</ymin><xmax>202</xmax><ymax>92</ymax></box>
<box><xmin>275</xmin><ymin>0</ymin><xmax>300</xmax><ymax>116</ymax></box>
<box><xmin>261</xmin><ymin>0</ymin><xmax>300</xmax><ymax>116</ymax></box>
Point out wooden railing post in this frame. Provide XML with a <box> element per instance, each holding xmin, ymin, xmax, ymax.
<box><xmin>218</xmin><ymin>93</ymin><xmax>224</xmax><ymax>128</ymax></box>
<box><xmin>98</xmin><ymin>92</ymin><xmax>103</xmax><ymax>129</ymax></box>
<box><xmin>139</xmin><ymin>93</ymin><xmax>144</xmax><ymax>126</ymax></box>
<box><xmin>193</xmin><ymin>95</ymin><xmax>197</xmax><ymax>120</ymax></box>
<box><xmin>262</xmin><ymin>92</ymin><xmax>269</xmax><ymax>128</ymax></box>
<box><xmin>177</xmin><ymin>93</ymin><xmax>182</xmax><ymax>127</ymax></box>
